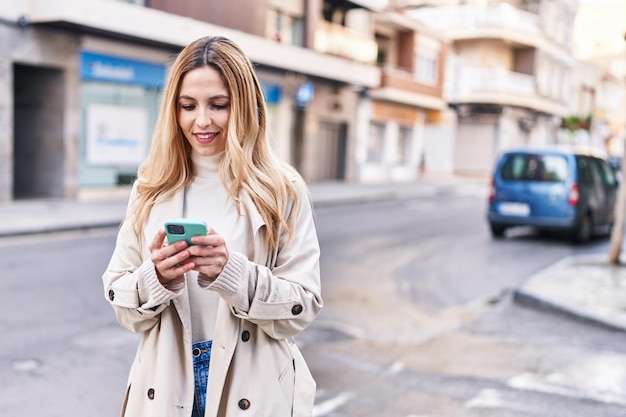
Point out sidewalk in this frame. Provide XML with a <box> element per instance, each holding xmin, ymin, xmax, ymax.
<box><xmin>2</xmin><ymin>176</ymin><xmax>626</xmax><ymax>334</ymax></box>
<box><xmin>0</xmin><ymin>176</ymin><xmax>488</xmax><ymax>237</ymax></box>
<box><xmin>514</xmin><ymin>254</ymin><xmax>626</xmax><ymax>333</ymax></box>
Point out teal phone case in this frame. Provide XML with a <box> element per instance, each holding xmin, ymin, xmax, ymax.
<box><xmin>164</xmin><ymin>218</ymin><xmax>208</xmax><ymax>245</ymax></box>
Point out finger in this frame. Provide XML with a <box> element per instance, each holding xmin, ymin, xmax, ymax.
<box><xmin>190</xmin><ymin>249</ymin><xmax>228</xmax><ymax>274</ymax></box>
<box><xmin>155</xmin><ymin>251</ymin><xmax>194</xmax><ymax>280</ymax></box>
<box><xmin>187</xmin><ymin>244</ymin><xmax>218</xmax><ymax>258</ymax></box>
<box><xmin>149</xmin><ymin>229</ymin><xmax>167</xmax><ymax>251</ymax></box>
<box><xmin>191</xmin><ymin>234</ymin><xmax>224</xmax><ymax>247</ymax></box>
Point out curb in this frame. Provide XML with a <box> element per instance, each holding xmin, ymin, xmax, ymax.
<box><xmin>0</xmin><ymin>221</ymin><xmax>123</xmax><ymax>238</ymax></box>
<box><xmin>512</xmin><ymin>253</ymin><xmax>626</xmax><ymax>333</ymax></box>
<box><xmin>512</xmin><ymin>288</ymin><xmax>626</xmax><ymax>333</ymax></box>
<box><xmin>311</xmin><ymin>192</ymin><xmax>398</xmax><ymax>208</ymax></box>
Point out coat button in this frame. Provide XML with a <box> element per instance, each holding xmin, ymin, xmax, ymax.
<box><xmin>291</xmin><ymin>304</ymin><xmax>303</xmax><ymax>315</ymax></box>
<box><xmin>238</xmin><ymin>398</ymin><xmax>250</xmax><ymax>410</ymax></box>
<box><xmin>108</xmin><ymin>289</ymin><xmax>115</xmax><ymax>301</ymax></box>
<box><xmin>147</xmin><ymin>388</ymin><xmax>155</xmax><ymax>400</ymax></box>
<box><xmin>241</xmin><ymin>330</ymin><xmax>250</xmax><ymax>342</ymax></box>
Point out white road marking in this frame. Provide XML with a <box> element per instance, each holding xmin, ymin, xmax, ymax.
<box><xmin>387</xmin><ymin>361</ymin><xmax>404</xmax><ymax>375</ymax></box>
<box><xmin>13</xmin><ymin>359</ymin><xmax>40</xmax><ymax>372</ymax></box>
<box><xmin>313</xmin><ymin>392</ymin><xmax>355</xmax><ymax>417</ymax></box>
<box><xmin>465</xmin><ymin>388</ymin><xmax>507</xmax><ymax>409</ymax></box>
<box><xmin>509</xmin><ymin>371</ymin><xmax>626</xmax><ymax>406</ymax></box>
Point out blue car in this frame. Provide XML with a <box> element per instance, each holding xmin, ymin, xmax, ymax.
<box><xmin>487</xmin><ymin>148</ymin><xmax>618</xmax><ymax>242</ymax></box>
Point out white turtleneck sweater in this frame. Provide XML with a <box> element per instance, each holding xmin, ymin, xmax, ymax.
<box><xmin>185</xmin><ymin>150</ymin><xmax>253</xmax><ymax>343</ymax></box>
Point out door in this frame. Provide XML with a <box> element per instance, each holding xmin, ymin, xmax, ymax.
<box><xmin>13</xmin><ymin>64</ymin><xmax>65</xmax><ymax>199</ymax></box>
<box><xmin>589</xmin><ymin>157</ymin><xmax>618</xmax><ymax>225</ymax></box>
<box><xmin>316</xmin><ymin>121</ymin><xmax>347</xmax><ymax>181</ymax></box>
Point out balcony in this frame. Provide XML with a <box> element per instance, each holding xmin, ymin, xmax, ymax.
<box><xmin>314</xmin><ymin>20</ymin><xmax>378</xmax><ymax>64</ymax></box>
<box><xmin>369</xmin><ymin>65</ymin><xmax>446</xmax><ymax>110</ymax></box>
<box><xmin>406</xmin><ymin>3</ymin><xmax>540</xmax><ymax>39</ymax></box>
<box><xmin>446</xmin><ymin>66</ymin><xmax>567</xmax><ymax>116</ymax></box>
<box><xmin>406</xmin><ymin>3</ymin><xmax>571</xmax><ymax>62</ymax></box>
<box><xmin>10</xmin><ymin>0</ymin><xmax>380</xmax><ymax>87</ymax></box>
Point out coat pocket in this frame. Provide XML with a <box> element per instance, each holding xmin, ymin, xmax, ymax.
<box><xmin>278</xmin><ymin>354</ymin><xmax>296</xmax><ymax>410</ymax></box>
<box><xmin>289</xmin><ymin>340</ymin><xmax>316</xmax><ymax>417</ymax></box>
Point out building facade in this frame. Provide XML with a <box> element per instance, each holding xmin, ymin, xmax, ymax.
<box><xmin>143</xmin><ymin>0</ymin><xmax>449</xmax><ymax>184</ymax></box>
<box><xmin>571</xmin><ymin>0</ymin><xmax>626</xmax><ymax>158</ymax></box>
<box><xmin>8</xmin><ymin>0</ymin><xmax>595</xmax><ymax>201</ymax></box>
<box><xmin>1</xmin><ymin>0</ymin><xmax>391</xmax><ymax>201</ymax></box>
<box><xmin>406</xmin><ymin>0</ymin><xmax>579</xmax><ymax>176</ymax></box>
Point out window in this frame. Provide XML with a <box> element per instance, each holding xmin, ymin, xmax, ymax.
<box><xmin>266</xmin><ymin>7</ymin><xmax>304</xmax><ymax>46</ymax></box>
<box><xmin>415</xmin><ymin>35</ymin><xmax>440</xmax><ymax>85</ymax></box>
<box><xmin>397</xmin><ymin>125</ymin><xmax>413</xmax><ymax>165</ymax></box>
<box><xmin>416</xmin><ymin>55</ymin><xmax>438</xmax><ymax>84</ymax></box>
<box><xmin>576</xmin><ymin>157</ymin><xmax>593</xmax><ymax>185</ymax></box>
<box><xmin>501</xmin><ymin>154</ymin><xmax>568</xmax><ymax>182</ymax></box>
<box><xmin>367</xmin><ymin>122</ymin><xmax>385</xmax><ymax>163</ymax></box>
<box><xmin>591</xmin><ymin>158</ymin><xmax>618</xmax><ymax>187</ymax></box>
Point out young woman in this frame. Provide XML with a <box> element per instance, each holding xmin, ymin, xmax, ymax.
<box><xmin>102</xmin><ymin>35</ymin><xmax>323</xmax><ymax>417</ymax></box>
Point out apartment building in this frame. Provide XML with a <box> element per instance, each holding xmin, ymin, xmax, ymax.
<box><xmin>146</xmin><ymin>0</ymin><xmax>449</xmax><ymax>183</ymax></box>
<box><xmin>0</xmin><ymin>0</ymin><xmax>451</xmax><ymax>201</ymax></box>
<box><xmin>363</xmin><ymin>11</ymin><xmax>449</xmax><ymax>182</ymax></box>
<box><xmin>571</xmin><ymin>0</ymin><xmax>626</xmax><ymax>158</ymax></box>
<box><xmin>405</xmin><ymin>0</ymin><xmax>579</xmax><ymax>176</ymax></box>
<box><xmin>145</xmin><ymin>0</ymin><xmax>384</xmax><ymax>183</ymax></box>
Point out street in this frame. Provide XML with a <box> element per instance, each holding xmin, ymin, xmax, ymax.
<box><xmin>306</xmin><ymin>192</ymin><xmax>626</xmax><ymax>416</ymax></box>
<box><xmin>3</xmin><ymin>189</ymin><xmax>626</xmax><ymax>417</ymax></box>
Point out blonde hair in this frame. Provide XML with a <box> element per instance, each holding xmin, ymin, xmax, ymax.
<box><xmin>131</xmin><ymin>36</ymin><xmax>300</xmax><ymax>253</ymax></box>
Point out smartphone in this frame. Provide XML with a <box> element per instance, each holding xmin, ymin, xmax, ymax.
<box><xmin>164</xmin><ymin>218</ymin><xmax>208</xmax><ymax>245</ymax></box>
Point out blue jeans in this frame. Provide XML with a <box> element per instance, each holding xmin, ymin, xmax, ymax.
<box><xmin>191</xmin><ymin>340</ymin><xmax>212</xmax><ymax>417</ymax></box>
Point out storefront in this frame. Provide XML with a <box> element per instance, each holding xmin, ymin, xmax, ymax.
<box><xmin>359</xmin><ymin>100</ymin><xmax>423</xmax><ymax>182</ymax></box>
<box><xmin>79</xmin><ymin>51</ymin><xmax>165</xmax><ymax>187</ymax></box>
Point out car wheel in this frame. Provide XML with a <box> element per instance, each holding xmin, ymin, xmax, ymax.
<box><xmin>490</xmin><ymin>223</ymin><xmax>506</xmax><ymax>238</ymax></box>
<box><xmin>572</xmin><ymin>214</ymin><xmax>592</xmax><ymax>243</ymax></box>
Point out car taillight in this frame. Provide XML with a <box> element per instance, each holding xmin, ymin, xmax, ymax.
<box><xmin>569</xmin><ymin>183</ymin><xmax>579</xmax><ymax>206</ymax></box>
<box><xmin>488</xmin><ymin>178</ymin><xmax>496</xmax><ymax>203</ymax></box>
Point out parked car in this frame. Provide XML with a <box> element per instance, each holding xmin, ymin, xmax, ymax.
<box><xmin>487</xmin><ymin>147</ymin><xmax>618</xmax><ymax>242</ymax></box>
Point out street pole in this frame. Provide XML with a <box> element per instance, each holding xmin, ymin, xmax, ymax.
<box><xmin>607</xmin><ymin>32</ymin><xmax>626</xmax><ymax>265</ymax></box>
<box><xmin>608</xmin><ymin>144</ymin><xmax>626</xmax><ymax>264</ymax></box>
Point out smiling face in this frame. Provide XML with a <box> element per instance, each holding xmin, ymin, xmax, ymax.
<box><xmin>177</xmin><ymin>66</ymin><xmax>230</xmax><ymax>157</ymax></box>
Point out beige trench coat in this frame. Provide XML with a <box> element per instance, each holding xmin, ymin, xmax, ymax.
<box><xmin>102</xmin><ymin>180</ymin><xmax>322</xmax><ymax>417</ymax></box>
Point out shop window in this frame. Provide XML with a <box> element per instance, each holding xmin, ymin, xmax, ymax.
<box><xmin>79</xmin><ymin>81</ymin><xmax>161</xmax><ymax>187</ymax></box>
<box><xmin>367</xmin><ymin>122</ymin><xmax>385</xmax><ymax>163</ymax></box>
<box><xmin>397</xmin><ymin>125</ymin><xmax>413</xmax><ymax>165</ymax></box>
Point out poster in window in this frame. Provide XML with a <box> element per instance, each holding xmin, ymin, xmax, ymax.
<box><xmin>87</xmin><ymin>103</ymin><xmax>148</xmax><ymax>165</ymax></box>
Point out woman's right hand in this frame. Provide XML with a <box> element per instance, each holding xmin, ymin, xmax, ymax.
<box><xmin>149</xmin><ymin>229</ymin><xmax>195</xmax><ymax>285</ymax></box>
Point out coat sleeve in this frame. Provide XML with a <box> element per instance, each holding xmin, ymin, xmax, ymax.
<box><xmin>102</xmin><ymin>184</ymin><xmax>182</xmax><ymax>333</ymax></box>
<box><xmin>201</xmin><ymin>179</ymin><xmax>323</xmax><ymax>339</ymax></box>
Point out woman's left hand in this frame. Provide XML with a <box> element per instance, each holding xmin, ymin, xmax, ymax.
<box><xmin>187</xmin><ymin>228</ymin><xmax>229</xmax><ymax>280</ymax></box>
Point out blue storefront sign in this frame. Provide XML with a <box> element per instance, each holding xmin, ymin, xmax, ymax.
<box><xmin>296</xmin><ymin>82</ymin><xmax>314</xmax><ymax>108</ymax></box>
<box><xmin>261</xmin><ymin>82</ymin><xmax>282</xmax><ymax>104</ymax></box>
<box><xmin>80</xmin><ymin>51</ymin><xmax>165</xmax><ymax>88</ymax></box>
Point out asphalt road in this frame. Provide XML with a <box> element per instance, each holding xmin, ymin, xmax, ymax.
<box><xmin>2</xmin><ymin>190</ymin><xmax>626</xmax><ymax>417</ymax></box>
<box><xmin>305</xmin><ymin>193</ymin><xmax>626</xmax><ymax>417</ymax></box>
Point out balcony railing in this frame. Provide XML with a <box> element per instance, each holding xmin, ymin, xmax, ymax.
<box><xmin>314</xmin><ymin>20</ymin><xmax>378</xmax><ymax>64</ymax></box>
<box><xmin>447</xmin><ymin>66</ymin><xmax>535</xmax><ymax>99</ymax></box>
<box><xmin>407</xmin><ymin>3</ymin><xmax>541</xmax><ymax>38</ymax></box>
<box><xmin>445</xmin><ymin>65</ymin><xmax>570</xmax><ymax>115</ymax></box>
<box><xmin>381</xmin><ymin>65</ymin><xmax>415</xmax><ymax>88</ymax></box>
<box><xmin>380</xmin><ymin>65</ymin><xmax>440</xmax><ymax>94</ymax></box>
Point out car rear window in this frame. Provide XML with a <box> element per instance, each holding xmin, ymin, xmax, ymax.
<box><xmin>500</xmin><ymin>154</ymin><xmax>568</xmax><ymax>182</ymax></box>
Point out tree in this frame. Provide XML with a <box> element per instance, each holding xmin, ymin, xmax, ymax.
<box><xmin>607</xmin><ymin>33</ymin><xmax>626</xmax><ymax>265</ymax></box>
<box><xmin>608</xmin><ymin>145</ymin><xmax>626</xmax><ymax>264</ymax></box>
